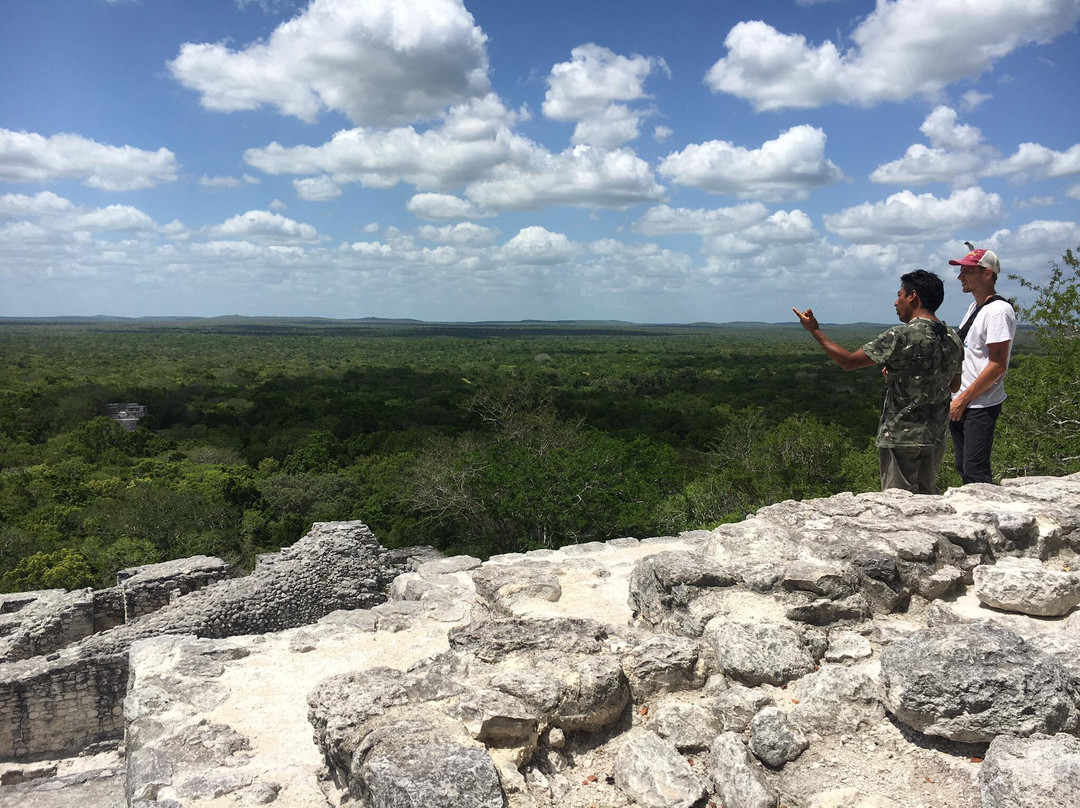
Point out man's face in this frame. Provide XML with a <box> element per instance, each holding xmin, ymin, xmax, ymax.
<box><xmin>894</xmin><ymin>287</ymin><xmax>918</xmax><ymax>322</ymax></box>
<box><xmin>957</xmin><ymin>264</ymin><xmax>990</xmax><ymax>293</ymax></box>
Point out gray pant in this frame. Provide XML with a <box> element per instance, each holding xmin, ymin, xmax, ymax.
<box><xmin>879</xmin><ymin>445</ymin><xmax>947</xmax><ymax>495</ymax></box>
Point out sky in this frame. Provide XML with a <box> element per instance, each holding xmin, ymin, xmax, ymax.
<box><xmin>2</xmin><ymin>0</ymin><xmax>1079</xmax><ymax>325</ymax></box>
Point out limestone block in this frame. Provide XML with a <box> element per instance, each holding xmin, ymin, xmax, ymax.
<box><xmin>649</xmin><ymin>697</ymin><xmax>720</xmax><ymax>751</ymax></box>
<box><xmin>880</xmin><ymin>623</ymin><xmax>1073</xmax><ymax>742</ymax></box>
<box><xmin>622</xmin><ymin>634</ymin><xmax>708</xmax><ymax>699</ymax></box>
<box><xmin>712</xmin><ymin>684</ymin><xmax>773</xmax><ymax>733</ymax></box>
<box><xmin>979</xmin><ymin>733</ymin><xmax>1080</xmax><ymax>808</ymax></box>
<box><xmin>749</xmin><ymin>706</ymin><xmax>808</xmax><ymax>768</ymax></box>
<box><xmin>704</xmin><ymin>619</ymin><xmax>816</xmax><ymax>687</ymax></box>
<box><xmin>709</xmin><ymin>731</ymin><xmax>777</xmax><ymax>808</ymax></box>
<box><xmin>790</xmin><ymin>662</ymin><xmax>886</xmax><ymax>735</ymax></box>
<box><xmin>454</xmin><ymin>688</ymin><xmax>538</xmax><ymax>745</ymax></box>
<box><xmin>781</xmin><ymin>560</ymin><xmax>859</xmax><ymax>599</ymax></box>
<box><xmin>358</xmin><ymin>741</ymin><xmax>504</xmax><ymax>808</ymax></box>
<box><xmin>627</xmin><ymin>551</ymin><xmax>738</xmax><ymax>636</ymax></box>
<box><xmin>824</xmin><ymin>630</ymin><xmax>872</xmax><ymax>663</ymax></box>
<box><xmin>448</xmin><ymin>616</ymin><xmax>607</xmax><ymax>662</ymax></box>
<box><xmin>973</xmin><ymin>557</ymin><xmax>1080</xmax><ymax>616</ymax></box>
<box><xmin>613</xmin><ymin>730</ymin><xmax>707</xmax><ymax>808</ymax></box>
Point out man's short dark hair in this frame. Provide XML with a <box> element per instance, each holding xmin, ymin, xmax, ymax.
<box><xmin>900</xmin><ymin>269</ymin><xmax>945</xmax><ymax>312</ymax></box>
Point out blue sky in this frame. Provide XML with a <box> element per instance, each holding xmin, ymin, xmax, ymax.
<box><xmin>2</xmin><ymin>0</ymin><xmax>1079</xmax><ymax>325</ymax></box>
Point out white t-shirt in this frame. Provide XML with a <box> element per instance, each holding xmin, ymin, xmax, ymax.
<box><xmin>955</xmin><ymin>298</ymin><xmax>1016</xmax><ymax>408</ymax></box>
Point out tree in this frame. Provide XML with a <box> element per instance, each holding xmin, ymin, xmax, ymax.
<box><xmin>1</xmin><ymin>547</ymin><xmax>96</xmax><ymax>593</ymax></box>
<box><xmin>998</xmin><ymin>246</ymin><xmax>1080</xmax><ymax>476</ymax></box>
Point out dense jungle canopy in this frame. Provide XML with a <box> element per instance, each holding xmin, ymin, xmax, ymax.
<box><xmin>2</xmin><ymin>248</ymin><xmax>1077</xmax><ymax>593</ymax></box>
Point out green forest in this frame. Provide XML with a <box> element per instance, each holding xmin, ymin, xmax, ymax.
<box><xmin>2</xmin><ymin>248</ymin><xmax>1077</xmax><ymax>593</ymax></box>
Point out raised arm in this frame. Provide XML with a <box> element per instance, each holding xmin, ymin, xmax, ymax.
<box><xmin>792</xmin><ymin>307</ymin><xmax>876</xmax><ymax>371</ymax></box>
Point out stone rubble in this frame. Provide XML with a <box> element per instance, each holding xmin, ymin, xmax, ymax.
<box><xmin>0</xmin><ymin>473</ymin><xmax>1078</xmax><ymax>808</ymax></box>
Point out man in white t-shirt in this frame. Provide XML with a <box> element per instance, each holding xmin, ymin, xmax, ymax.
<box><xmin>948</xmin><ymin>247</ymin><xmax>1016</xmax><ymax>484</ymax></box>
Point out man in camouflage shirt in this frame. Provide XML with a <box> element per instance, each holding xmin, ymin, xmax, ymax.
<box><xmin>793</xmin><ymin>270</ymin><xmax>963</xmax><ymax>494</ymax></box>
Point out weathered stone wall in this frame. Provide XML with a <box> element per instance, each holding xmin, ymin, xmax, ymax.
<box><xmin>0</xmin><ymin>590</ymin><xmax>96</xmax><ymax>663</ymax></box>
<box><xmin>91</xmin><ymin>556</ymin><xmax>229</xmax><ymax>633</ymax></box>
<box><xmin>0</xmin><ymin>650</ymin><xmax>127</xmax><ymax>762</ymax></box>
<box><xmin>0</xmin><ymin>521</ymin><xmax>412</xmax><ymax>762</ymax></box>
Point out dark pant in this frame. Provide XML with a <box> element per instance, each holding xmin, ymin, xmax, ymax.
<box><xmin>949</xmin><ymin>403</ymin><xmax>1002</xmax><ymax>484</ymax></box>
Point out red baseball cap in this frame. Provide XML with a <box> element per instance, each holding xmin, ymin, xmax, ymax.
<box><xmin>949</xmin><ymin>248</ymin><xmax>1000</xmax><ymax>275</ymax></box>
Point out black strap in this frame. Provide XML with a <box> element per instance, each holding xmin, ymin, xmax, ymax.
<box><xmin>958</xmin><ymin>295</ymin><xmax>1007</xmax><ymax>341</ymax></box>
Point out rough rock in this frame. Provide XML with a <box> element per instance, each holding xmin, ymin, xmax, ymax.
<box><xmin>649</xmin><ymin>696</ymin><xmax>721</xmax><ymax>751</ymax></box>
<box><xmin>785</xmin><ymin>593</ymin><xmax>872</xmax><ymax>625</ymax></box>
<box><xmin>622</xmin><ymin>634</ymin><xmax>709</xmax><ymax>699</ymax></box>
<box><xmin>880</xmin><ymin>623</ymin><xmax>1075</xmax><ymax>742</ymax></box>
<box><xmin>749</xmin><ymin>706</ymin><xmax>808</xmax><ymax>768</ymax></box>
<box><xmin>712</xmin><ymin>683</ymin><xmax>774</xmax><ymax>733</ymax></box>
<box><xmin>628</xmin><ymin>551</ymin><xmax>738</xmax><ymax>635</ymax></box>
<box><xmin>471</xmin><ymin>564</ymin><xmax>562</xmax><ymax>614</ymax></box>
<box><xmin>973</xmin><ymin>557</ymin><xmax>1080</xmax><ymax>616</ymax></box>
<box><xmin>448</xmin><ymin>616</ymin><xmax>607</xmax><ymax>661</ymax></box>
<box><xmin>709</xmin><ymin>731</ymin><xmax>777</xmax><ymax>808</ymax></box>
<box><xmin>781</xmin><ymin>561</ymin><xmax>860</xmax><ymax>599</ymax></box>
<box><xmin>7</xmin><ymin>474</ymin><xmax>1080</xmax><ymax>808</ymax></box>
<box><xmin>978</xmin><ymin>732</ymin><xmax>1080</xmax><ymax>808</ymax></box>
<box><xmin>704</xmin><ymin>619</ymin><xmax>816</xmax><ymax>686</ymax></box>
<box><xmin>824</xmin><ymin>630</ymin><xmax>872</xmax><ymax>663</ymax></box>
<box><xmin>612</xmin><ymin>730</ymin><xmax>707</xmax><ymax>808</ymax></box>
<box><xmin>358</xmin><ymin>739</ymin><xmax>504</xmax><ymax>808</ymax></box>
<box><xmin>790</xmin><ymin>662</ymin><xmax>886</xmax><ymax>736</ymax></box>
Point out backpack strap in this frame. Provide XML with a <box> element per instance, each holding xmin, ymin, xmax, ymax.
<box><xmin>957</xmin><ymin>295</ymin><xmax>1007</xmax><ymax>341</ymax></box>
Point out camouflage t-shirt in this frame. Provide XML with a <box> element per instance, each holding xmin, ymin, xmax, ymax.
<box><xmin>861</xmin><ymin>319</ymin><xmax>963</xmax><ymax>448</ymax></box>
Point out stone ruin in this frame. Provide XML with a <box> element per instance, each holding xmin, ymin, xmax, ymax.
<box><xmin>2</xmin><ymin>475</ymin><xmax>1080</xmax><ymax>808</ymax></box>
<box><xmin>103</xmin><ymin>404</ymin><xmax>148</xmax><ymax>432</ymax></box>
<box><xmin>0</xmin><ymin>522</ymin><xmax>417</xmax><ymax>762</ymax></box>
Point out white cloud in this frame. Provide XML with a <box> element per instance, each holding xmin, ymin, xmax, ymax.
<box><xmin>244</xmin><ymin>91</ymin><xmax>662</xmax><ymax>211</ymax></box>
<box><xmin>499</xmin><ymin>226</ymin><xmax>575</xmax><ymax>264</ymax></box>
<box><xmin>658</xmin><ymin>125</ymin><xmax>844</xmax><ymax>201</ymax></box>
<box><xmin>1014</xmin><ymin>196</ymin><xmax>1056</xmax><ymax>209</ymax></box>
<box><xmin>235</xmin><ymin>0</ymin><xmax>298</xmax><ymax>12</ymax></box>
<box><xmin>871</xmin><ymin>107</ymin><xmax>991</xmax><ymax>186</ymax></box>
<box><xmin>824</xmin><ymin>187</ymin><xmax>1005</xmax><ymax>244</ymax></box>
<box><xmin>465</xmin><ymin>144</ymin><xmax>665</xmax><ymax>211</ymax></box>
<box><xmin>1004</xmin><ymin>219</ymin><xmax>1080</xmax><ymax>253</ymax></box>
<box><xmin>0</xmin><ymin>129</ymin><xmax>179</xmax><ymax>191</ymax></box>
<box><xmin>407</xmin><ymin>192</ymin><xmax>485</xmax><ymax>220</ymax></box>
<box><xmin>210</xmin><ymin>210</ymin><xmax>323</xmax><ymax>242</ymax></box>
<box><xmin>168</xmin><ymin>0</ymin><xmax>490</xmax><ymax>125</ymax></box>
<box><xmin>69</xmin><ymin>205</ymin><xmax>159</xmax><ymax>233</ymax></box>
<box><xmin>415</xmin><ymin>222</ymin><xmax>497</xmax><ymax>246</ymax></box>
<box><xmin>293</xmin><ymin>175</ymin><xmax>343</xmax><ymax>201</ymax></box>
<box><xmin>984</xmin><ymin>142</ymin><xmax>1080</xmax><ymax>181</ymax></box>
<box><xmin>245</xmin><ymin>115</ymin><xmax>532</xmax><ymax>192</ymax></box>
<box><xmin>635</xmin><ymin>202</ymin><xmax>771</xmax><ymax>236</ymax></box>
<box><xmin>579</xmin><ymin>239</ymin><xmax>695</xmax><ymax>296</ymax></box>
<box><xmin>569</xmin><ymin>105</ymin><xmax>643</xmax><ymax>150</ymax></box>
<box><xmin>871</xmin><ymin>144</ymin><xmax>986</xmax><ymax>187</ymax></box>
<box><xmin>705</xmin><ymin>0</ymin><xmax>1080</xmax><ymax>110</ymax></box>
<box><xmin>653</xmin><ymin>126</ymin><xmax>673</xmax><ymax>143</ymax></box>
<box><xmin>1068</xmin><ymin>183</ymin><xmax>1080</xmax><ymax>201</ymax></box>
<box><xmin>920</xmin><ymin>106</ymin><xmax>984</xmax><ymax>151</ymax></box>
<box><xmin>872</xmin><ymin>106</ymin><xmax>1080</xmax><ymax>189</ymax></box>
<box><xmin>960</xmin><ymin>90</ymin><xmax>993</xmax><ymax>111</ymax></box>
<box><xmin>199</xmin><ymin>174</ymin><xmax>260</xmax><ymax>190</ymax></box>
<box><xmin>0</xmin><ymin>191</ymin><xmax>74</xmax><ymax>217</ymax></box>
<box><xmin>543</xmin><ymin>44</ymin><xmax>668</xmax><ymax>147</ymax></box>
